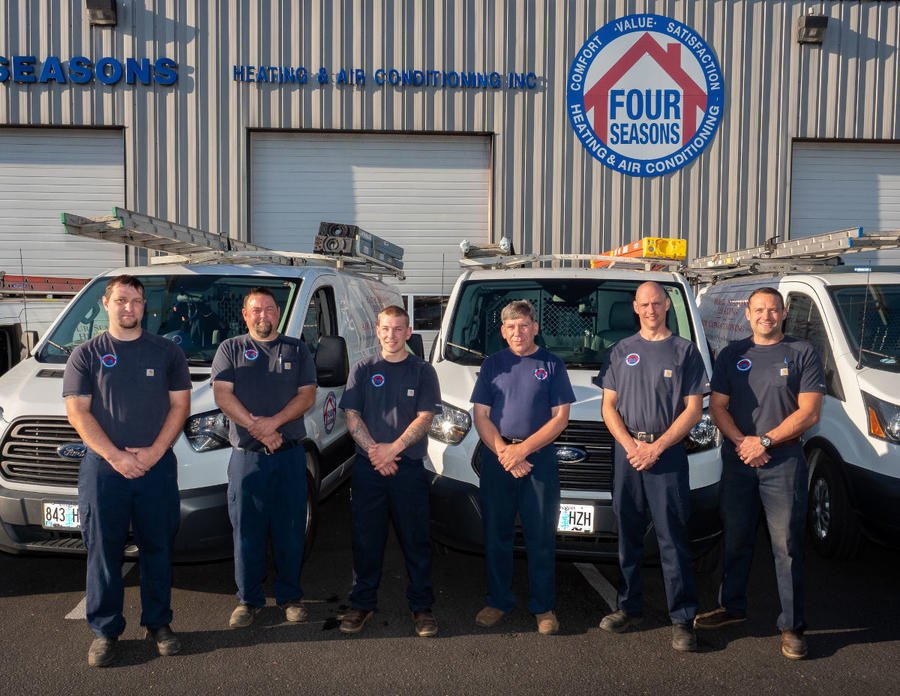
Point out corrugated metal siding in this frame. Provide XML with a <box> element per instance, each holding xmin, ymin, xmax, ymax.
<box><xmin>3</xmin><ymin>1</ymin><xmax>900</xmax><ymax>261</ymax></box>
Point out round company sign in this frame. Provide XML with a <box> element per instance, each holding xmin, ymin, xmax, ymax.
<box><xmin>567</xmin><ymin>13</ymin><xmax>724</xmax><ymax>177</ymax></box>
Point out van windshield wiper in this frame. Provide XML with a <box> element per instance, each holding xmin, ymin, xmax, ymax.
<box><xmin>45</xmin><ymin>340</ymin><xmax>72</xmax><ymax>355</ymax></box>
<box><xmin>445</xmin><ymin>340</ymin><xmax>485</xmax><ymax>359</ymax></box>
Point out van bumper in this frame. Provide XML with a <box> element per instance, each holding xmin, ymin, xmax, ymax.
<box><xmin>0</xmin><ymin>482</ymin><xmax>232</xmax><ymax>562</ymax></box>
<box><xmin>427</xmin><ymin>471</ymin><xmax>721</xmax><ymax>561</ymax></box>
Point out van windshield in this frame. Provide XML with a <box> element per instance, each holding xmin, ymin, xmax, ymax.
<box><xmin>443</xmin><ymin>278</ymin><xmax>696</xmax><ymax>368</ymax></box>
<box><xmin>830</xmin><ymin>283</ymin><xmax>900</xmax><ymax>372</ymax></box>
<box><xmin>37</xmin><ymin>274</ymin><xmax>300</xmax><ymax>366</ymax></box>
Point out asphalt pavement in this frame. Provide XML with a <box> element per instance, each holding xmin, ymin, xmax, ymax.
<box><xmin>1</xmin><ymin>482</ymin><xmax>898</xmax><ymax>695</ymax></box>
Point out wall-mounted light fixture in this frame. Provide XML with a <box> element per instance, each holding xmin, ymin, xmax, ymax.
<box><xmin>797</xmin><ymin>10</ymin><xmax>828</xmax><ymax>44</ymax></box>
<box><xmin>86</xmin><ymin>0</ymin><xmax>117</xmax><ymax>26</ymax></box>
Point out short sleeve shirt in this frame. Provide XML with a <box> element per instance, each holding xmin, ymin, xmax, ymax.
<box><xmin>601</xmin><ymin>333</ymin><xmax>709</xmax><ymax>434</ymax></box>
<box><xmin>339</xmin><ymin>353</ymin><xmax>441</xmax><ymax>459</ymax></box>
<box><xmin>210</xmin><ymin>334</ymin><xmax>317</xmax><ymax>448</ymax></box>
<box><xmin>470</xmin><ymin>347</ymin><xmax>575</xmax><ymax>440</ymax></box>
<box><xmin>711</xmin><ymin>335</ymin><xmax>826</xmax><ymax>440</ymax></box>
<box><xmin>62</xmin><ymin>331</ymin><xmax>192</xmax><ymax>449</ymax></box>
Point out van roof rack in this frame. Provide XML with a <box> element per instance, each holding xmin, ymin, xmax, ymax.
<box><xmin>60</xmin><ymin>208</ymin><xmax>405</xmax><ymax>280</ymax></box>
<box><xmin>459</xmin><ymin>236</ymin><xmax>686</xmax><ymax>272</ymax></box>
<box><xmin>684</xmin><ymin>227</ymin><xmax>900</xmax><ymax>284</ymax></box>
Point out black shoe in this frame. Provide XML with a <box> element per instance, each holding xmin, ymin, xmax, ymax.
<box><xmin>87</xmin><ymin>636</ymin><xmax>117</xmax><ymax>668</ymax></box>
<box><xmin>672</xmin><ymin>623</ymin><xmax>698</xmax><ymax>652</ymax></box>
<box><xmin>599</xmin><ymin>609</ymin><xmax>643</xmax><ymax>633</ymax></box>
<box><xmin>146</xmin><ymin>625</ymin><xmax>181</xmax><ymax>657</ymax></box>
<box><xmin>694</xmin><ymin>607</ymin><xmax>746</xmax><ymax>629</ymax></box>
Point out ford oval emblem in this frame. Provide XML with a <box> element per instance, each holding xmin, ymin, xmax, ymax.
<box><xmin>556</xmin><ymin>446</ymin><xmax>588</xmax><ymax>464</ymax></box>
<box><xmin>57</xmin><ymin>442</ymin><xmax>87</xmax><ymax>460</ymax></box>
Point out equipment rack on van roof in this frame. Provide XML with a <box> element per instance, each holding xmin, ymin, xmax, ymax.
<box><xmin>60</xmin><ymin>208</ymin><xmax>405</xmax><ymax>280</ymax></box>
<box><xmin>684</xmin><ymin>227</ymin><xmax>900</xmax><ymax>285</ymax></box>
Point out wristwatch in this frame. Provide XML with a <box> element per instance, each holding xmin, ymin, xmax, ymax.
<box><xmin>759</xmin><ymin>435</ymin><xmax>773</xmax><ymax>449</ymax></box>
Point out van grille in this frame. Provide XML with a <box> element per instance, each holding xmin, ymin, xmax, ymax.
<box><xmin>0</xmin><ymin>417</ymin><xmax>81</xmax><ymax>487</ymax></box>
<box><xmin>472</xmin><ymin>420</ymin><xmax>615</xmax><ymax>491</ymax></box>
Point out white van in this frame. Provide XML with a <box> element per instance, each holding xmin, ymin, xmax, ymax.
<box><xmin>696</xmin><ymin>270</ymin><xmax>900</xmax><ymax>558</ymax></box>
<box><xmin>0</xmin><ymin>262</ymin><xmax>401</xmax><ymax>560</ymax></box>
<box><xmin>425</xmin><ymin>264</ymin><xmax>723</xmax><ymax>560</ymax></box>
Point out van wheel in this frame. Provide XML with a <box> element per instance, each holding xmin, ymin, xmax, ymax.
<box><xmin>303</xmin><ymin>454</ymin><xmax>319</xmax><ymax>562</ymax></box>
<box><xmin>807</xmin><ymin>453</ymin><xmax>860</xmax><ymax>559</ymax></box>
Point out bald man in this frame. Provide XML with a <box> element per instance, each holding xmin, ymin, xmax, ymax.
<box><xmin>598</xmin><ymin>282</ymin><xmax>709</xmax><ymax>652</ymax></box>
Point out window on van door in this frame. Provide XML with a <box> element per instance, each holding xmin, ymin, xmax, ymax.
<box><xmin>411</xmin><ymin>295</ymin><xmax>448</xmax><ymax>331</ymax></box>
<box><xmin>444</xmin><ymin>278</ymin><xmax>692</xmax><ymax>368</ymax></box>
<box><xmin>302</xmin><ymin>287</ymin><xmax>337</xmax><ymax>354</ymax></box>
<box><xmin>829</xmin><ymin>284</ymin><xmax>900</xmax><ymax>373</ymax></box>
<box><xmin>36</xmin><ymin>275</ymin><xmax>299</xmax><ymax>366</ymax></box>
<box><xmin>785</xmin><ymin>293</ymin><xmax>844</xmax><ymax>400</ymax></box>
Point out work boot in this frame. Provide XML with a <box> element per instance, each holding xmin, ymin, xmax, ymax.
<box><xmin>229</xmin><ymin>603</ymin><xmax>261</xmax><ymax>629</ymax></box>
<box><xmin>281</xmin><ymin>602</ymin><xmax>308</xmax><ymax>623</ymax></box>
<box><xmin>87</xmin><ymin>636</ymin><xmax>117</xmax><ymax>668</ymax></box>
<box><xmin>146</xmin><ymin>625</ymin><xmax>181</xmax><ymax>657</ymax></box>
<box><xmin>412</xmin><ymin>611</ymin><xmax>439</xmax><ymax>637</ymax></box>
<box><xmin>694</xmin><ymin>607</ymin><xmax>746</xmax><ymax>629</ymax></box>
<box><xmin>672</xmin><ymin>623</ymin><xmax>698</xmax><ymax>652</ymax></box>
<box><xmin>781</xmin><ymin>629</ymin><xmax>808</xmax><ymax>660</ymax></box>
<box><xmin>535</xmin><ymin>611</ymin><xmax>559</xmax><ymax>635</ymax></box>
<box><xmin>475</xmin><ymin>606</ymin><xmax>506</xmax><ymax>627</ymax></box>
<box><xmin>339</xmin><ymin>608</ymin><xmax>374</xmax><ymax>635</ymax></box>
<box><xmin>599</xmin><ymin>609</ymin><xmax>643</xmax><ymax>633</ymax></box>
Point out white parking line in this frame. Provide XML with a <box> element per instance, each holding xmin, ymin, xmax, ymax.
<box><xmin>65</xmin><ymin>562</ymin><xmax>135</xmax><ymax>620</ymax></box>
<box><xmin>574</xmin><ymin>562</ymin><xmax>618</xmax><ymax>611</ymax></box>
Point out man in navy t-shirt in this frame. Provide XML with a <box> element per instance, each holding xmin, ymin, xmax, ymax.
<box><xmin>211</xmin><ymin>287</ymin><xmax>317</xmax><ymax>629</ymax></box>
<box><xmin>338</xmin><ymin>305</ymin><xmax>442</xmax><ymax>637</ymax></box>
<box><xmin>470</xmin><ymin>300</ymin><xmax>575</xmax><ymax>635</ymax></box>
<box><xmin>695</xmin><ymin>287</ymin><xmax>824</xmax><ymax>661</ymax></box>
<box><xmin>599</xmin><ymin>281</ymin><xmax>708</xmax><ymax>652</ymax></box>
<box><xmin>64</xmin><ymin>275</ymin><xmax>191</xmax><ymax>667</ymax></box>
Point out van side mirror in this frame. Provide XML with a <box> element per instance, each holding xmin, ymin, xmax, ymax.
<box><xmin>407</xmin><ymin>333</ymin><xmax>425</xmax><ymax>359</ymax></box>
<box><xmin>315</xmin><ymin>335</ymin><xmax>349</xmax><ymax>387</ymax></box>
<box><xmin>22</xmin><ymin>330</ymin><xmax>39</xmax><ymax>357</ymax></box>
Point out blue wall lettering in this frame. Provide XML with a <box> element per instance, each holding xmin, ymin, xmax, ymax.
<box><xmin>0</xmin><ymin>55</ymin><xmax>179</xmax><ymax>86</ymax></box>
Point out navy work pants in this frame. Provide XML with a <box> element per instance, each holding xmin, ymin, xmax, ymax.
<box><xmin>350</xmin><ymin>455</ymin><xmax>434</xmax><ymax>612</ymax></box>
<box><xmin>718</xmin><ymin>447</ymin><xmax>807</xmax><ymax>631</ymax></box>
<box><xmin>479</xmin><ymin>444</ymin><xmax>560</xmax><ymax>615</ymax></box>
<box><xmin>227</xmin><ymin>446</ymin><xmax>307</xmax><ymax>607</ymax></box>
<box><xmin>613</xmin><ymin>442</ymin><xmax>697</xmax><ymax>625</ymax></box>
<box><xmin>78</xmin><ymin>449</ymin><xmax>180</xmax><ymax>638</ymax></box>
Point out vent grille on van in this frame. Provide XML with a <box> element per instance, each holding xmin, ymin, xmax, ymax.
<box><xmin>0</xmin><ymin>417</ymin><xmax>81</xmax><ymax>486</ymax></box>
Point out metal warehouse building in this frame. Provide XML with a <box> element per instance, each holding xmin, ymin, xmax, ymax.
<box><xmin>2</xmin><ymin>0</ymin><xmax>900</xmax><ymax>329</ymax></box>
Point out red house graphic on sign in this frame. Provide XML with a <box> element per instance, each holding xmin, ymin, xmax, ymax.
<box><xmin>583</xmin><ymin>33</ymin><xmax>707</xmax><ymax>145</ymax></box>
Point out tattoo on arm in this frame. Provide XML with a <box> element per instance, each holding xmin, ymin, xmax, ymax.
<box><xmin>398</xmin><ymin>414</ymin><xmax>432</xmax><ymax>450</ymax></box>
<box><xmin>345</xmin><ymin>410</ymin><xmax>376</xmax><ymax>450</ymax></box>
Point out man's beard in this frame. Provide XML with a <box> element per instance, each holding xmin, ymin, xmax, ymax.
<box><xmin>254</xmin><ymin>320</ymin><xmax>273</xmax><ymax>338</ymax></box>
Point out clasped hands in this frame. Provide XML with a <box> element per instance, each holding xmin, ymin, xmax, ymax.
<box><xmin>497</xmin><ymin>442</ymin><xmax>533</xmax><ymax>479</ymax></box>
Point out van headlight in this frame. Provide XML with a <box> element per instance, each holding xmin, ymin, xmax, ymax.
<box><xmin>429</xmin><ymin>402</ymin><xmax>471</xmax><ymax>445</ymax></box>
<box><xmin>184</xmin><ymin>409</ymin><xmax>232</xmax><ymax>452</ymax></box>
<box><xmin>862</xmin><ymin>392</ymin><xmax>900</xmax><ymax>443</ymax></box>
<box><xmin>684</xmin><ymin>413</ymin><xmax>720</xmax><ymax>452</ymax></box>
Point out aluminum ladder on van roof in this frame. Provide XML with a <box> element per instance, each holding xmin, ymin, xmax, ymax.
<box><xmin>684</xmin><ymin>227</ymin><xmax>900</xmax><ymax>285</ymax></box>
<box><xmin>60</xmin><ymin>208</ymin><xmax>405</xmax><ymax>279</ymax></box>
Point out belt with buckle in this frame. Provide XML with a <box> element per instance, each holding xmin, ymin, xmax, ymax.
<box><xmin>501</xmin><ymin>436</ymin><xmax>525</xmax><ymax>445</ymax></box>
<box><xmin>237</xmin><ymin>439</ymin><xmax>300</xmax><ymax>454</ymax></box>
<box><xmin>629</xmin><ymin>430</ymin><xmax>659</xmax><ymax>444</ymax></box>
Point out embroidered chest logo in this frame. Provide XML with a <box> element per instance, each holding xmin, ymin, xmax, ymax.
<box><xmin>533</xmin><ymin>367</ymin><xmax>549</xmax><ymax>381</ymax></box>
<box><xmin>625</xmin><ymin>352</ymin><xmax>640</xmax><ymax>366</ymax></box>
<box><xmin>100</xmin><ymin>354</ymin><xmax>117</xmax><ymax>368</ymax></box>
<box><xmin>736</xmin><ymin>358</ymin><xmax>752</xmax><ymax>372</ymax></box>
<box><xmin>371</xmin><ymin>373</ymin><xmax>385</xmax><ymax>388</ymax></box>
<box><xmin>243</xmin><ymin>348</ymin><xmax>259</xmax><ymax>361</ymax></box>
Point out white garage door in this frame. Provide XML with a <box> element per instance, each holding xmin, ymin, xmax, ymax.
<box><xmin>791</xmin><ymin>142</ymin><xmax>900</xmax><ymax>262</ymax></box>
<box><xmin>250</xmin><ymin>132</ymin><xmax>491</xmax><ymax>295</ymax></box>
<box><xmin>0</xmin><ymin>128</ymin><xmax>126</xmax><ymax>278</ymax></box>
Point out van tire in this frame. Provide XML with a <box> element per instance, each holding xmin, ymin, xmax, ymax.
<box><xmin>303</xmin><ymin>452</ymin><xmax>319</xmax><ymax>562</ymax></box>
<box><xmin>807</xmin><ymin>452</ymin><xmax>861</xmax><ymax>559</ymax></box>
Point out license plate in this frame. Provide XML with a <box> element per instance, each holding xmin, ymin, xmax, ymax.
<box><xmin>42</xmin><ymin>501</ymin><xmax>81</xmax><ymax>530</ymax></box>
<box><xmin>557</xmin><ymin>503</ymin><xmax>594</xmax><ymax>534</ymax></box>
